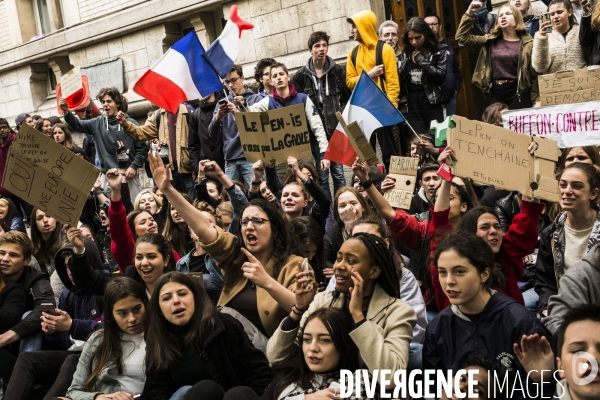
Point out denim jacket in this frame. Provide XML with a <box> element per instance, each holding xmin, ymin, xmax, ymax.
<box><xmin>67</xmin><ymin>330</ymin><xmax>122</xmax><ymax>400</ymax></box>
<box><xmin>176</xmin><ymin>251</ymin><xmax>223</xmax><ymax>303</ymax></box>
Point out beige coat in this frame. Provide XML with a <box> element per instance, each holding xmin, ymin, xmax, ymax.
<box><xmin>266</xmin><ymin>284</ymin><xmax>416</xmax><ymax>389</ymax></box>
<box><xmin>200</xmin><ymin>226</ymin><xmax>309</xmax><ymax>337</ymax></box>
<box><xmin>532</xmin><ymin>24</ymin><xmax>586</xmax><ymax>74</ymax></box>
<box><xmin>122</xmin><ymin>104</ymin><xmax>193</xmax><ymax>173</ymax></box>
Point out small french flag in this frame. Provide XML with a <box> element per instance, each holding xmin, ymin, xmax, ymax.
<box><xmin>133</xmin><ymin>31</ymin><xmax>223</xmax><ymax>113</ymax></box>
<box><xmin>325</xmin><ymin>72</ymin><xmax>406</xmax><ymax>166</ymax></box>
<box><xmin>202</xmin><ymin>5</ymin><xmax>254</xmax><ymax>78</ymax></box>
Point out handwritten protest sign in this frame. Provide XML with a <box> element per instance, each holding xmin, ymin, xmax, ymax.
<box><xmin>448</xmin><ymin>116</ymin><xmax>561</xmax><ymax>201</ymax></box>
<box><xmin>235</xmin><ymin>104</ymin><xmax>312</xmax><ymax>165</ymax></box>
<box><xmin>502</xmin><ymin>101</ymin><xmax>600</xmax><ymax>148</ymax></box>
<box><xmin>335</xmin><ymin>112</ymin><xmax>379</xmax><ymax>166</ymax></box>
<box><xmin>538</xmin><ymin>66</ymin><xmax>600</xmax><ymax>106</ymax></box>
<box><xmin>2</xmin><ymin>124</ymin><xmax>100</xmax><ymax>226</ymax></box>
<box><xmin>383</xmin><ymin>156</ymin><xmax>418</xmax><ymax>209</ymax></box>
<box><xmin>60</xmin><ymin>66</ymin><xmax>83</xmax><ymax>98</ymax></box>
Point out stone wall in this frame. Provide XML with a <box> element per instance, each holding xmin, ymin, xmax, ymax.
<box><xmin>0</xmin><ymin>1</ymin><xmax>12</xmax><ymax>51</ymax></box>
<box><xmin>0</xmin><ymin>0</ymin><xmax>385</xmax><ymax>123</ymax></box>
<box><xmin>78</xmin><ymin>0</ymin><xmax>150</xmax><ymax>22</ymax></box>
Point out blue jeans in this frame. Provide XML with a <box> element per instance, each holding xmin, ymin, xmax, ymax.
<box><xmin>171</xmin><ymin>171</ymin><xmax>195</xmax><ymax>198</ymax></box>
<box><xmin>446</xmin><ymin>95</ymin><xmax>457</xmax><ymax>116</ymax></box>
<box><xmin>19</xmin><ymin>311</ymin><xmax>43</xmax><ymax>353</ymax></box>
<box><xmin>170</xmin><ymin>385</ymin><xmax>192</xmax><ymax>400</ymax></box>
<box><xmin>328</xmin><ymin>161</ymin><xmax>346</xmax><ymax>195</ymax></box>
<box><xmin>522</xmin><ymin>287</ymin><xmax>539</xmax><ymax>313</ymax></box>
<box><xmin>225</xmin><ymin>159</ymin><xmax>254</xmax><ymax>188</ymax></box>
<box><xmin>408</xmin><ymin>343</ymin><xmax>423</xmax><ymax>372</ymax></box>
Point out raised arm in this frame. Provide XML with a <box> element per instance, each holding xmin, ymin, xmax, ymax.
<box><xmin>149</xmin><ymin>151</ymin><xmax>218</xmax><ymax>244</ymax></box>
<box><xmin>352</xmin><ymin>158</ymin><xmax>396</xmax><ymax>223</ymax></box>
<box><xmin>455</xmin><ymin>9</ymin><xmax>488</xmax><ymax>48</ymax></box>
<box><xmin>117</xmin><ymin>110</ymin><xmax>159</xmax><ymax>141</ymax></box>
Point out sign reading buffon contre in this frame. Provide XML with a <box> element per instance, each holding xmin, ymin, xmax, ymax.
<box><xmin>234</xmin><ymin>104</ymin><xmax>313</xmax><ymax>165</ymax></box>
<box><xmin>2</xmin><ymin>124</ymin><xmax>100</xmax><ymax>226</ymax></box>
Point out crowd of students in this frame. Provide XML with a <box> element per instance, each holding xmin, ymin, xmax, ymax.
<box><xmin>0</xmin><ymin>1</ymin><xmax>600</xmax><ymax>399</ymax></box>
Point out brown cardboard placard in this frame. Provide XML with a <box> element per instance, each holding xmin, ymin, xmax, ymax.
<box><xmin>234</xmin><ymin>104</ymin><xmax>312</xmax><ymax>165</ymax></box>
<box><xmin>334</xmin><ymin>112</ymin><xmax>379</xmax><ymax>166</ymax></box>
<box><xmin>538</xmin><ymin>66</ymin><xmax>600</xmax><ymax>106</ymax></box>
<box><xmin>60</xmin><ymin>66</ymin><xmax>83</xmax><ymax>98</ymax></box>
<box><xmin>383</xmin><ymin>156</ymin><xmax>419</xmax><ymax>209</ymax></box>
<box><xmin>448</xmin><ymin>115</ymin><xmax>561</xmax><ymax>202</ymax></box>
<box><xmin>2</xmin><ymin>124</ymin><xmax>100</xmax><ymax>226</ymax></box>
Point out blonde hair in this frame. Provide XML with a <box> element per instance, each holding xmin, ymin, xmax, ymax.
<box><xmin>593</xmin><ymin>1</ymin><xmax>600</xmax><ymax>31</ymax></box>
<box><xmin>490</xmin><ymin>5</ymin><xmax>527</xmax><ymax>36</ymax></box>
<box><xmin>133</xmin><ymin>190</ymin><xmax>163</xmax><ymax>212</ymax></box>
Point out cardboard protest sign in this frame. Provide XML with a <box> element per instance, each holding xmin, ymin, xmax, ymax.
<box><xmin>235</xmin><ymin>104</ymin><xmax>312</xmax><ymax>165</ymax></box>
<box><xmin>335</xmin><ymin>112</ymin><xmax>380</xmax><ymax>166</ymax></box>
<box><xmin>2</xmin><ymin>124</ymin><xmax>100</xmax><ymax>226</ymax></box>
<box><xmin>538</xmin><ymin>66</ymin><xmax>600</xmax><ymax>106</ymax></box>
<box><xmin>502</xmin><ymin>101</ymin><xmax>600</xmax><ymax>148</ymax></box>
<box><xmin>448</xmin><ymin>115</ymin><xmax>561</xmax><ymax>202</ymax></box>
<box><xmin>60</xmin><ymin>66</ymin><xmax>83</xmax><ymax>98</ymax></box>
<box><xmin>383</xmin><ymin>156</ymin><xmax>418</xmax><ymax>209</ymax></box>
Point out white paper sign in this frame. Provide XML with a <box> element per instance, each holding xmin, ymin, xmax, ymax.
<box><xmin>502</xmin><ymin>101</ymin><xmax>600</xmax><ymax>148</ymax></box>
<box><xmin>60</xmin><ymin>66</ymin><xmax>83</xmax><ymax>98</ymax></box>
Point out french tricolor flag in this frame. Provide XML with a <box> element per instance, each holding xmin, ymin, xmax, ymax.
<box><xmin>202</xmin><ymin>5</ymin><xmax>254</xmax><ymax>78</ymax></box>
<box><xmin>325</xmin><ymin>72</ymin><xmax>406</xmax><ymax>167</ymax></box>
<box><xmin>132</xmin><ymin>31</ymin><xmax>223</xmax><ymax>113</ymax></box>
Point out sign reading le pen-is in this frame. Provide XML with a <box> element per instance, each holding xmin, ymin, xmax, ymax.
<box><xmin>2</xmin><ymin>124</ymin><xmax>100</xmax><ymax>226</ymax></box>
<box><xmin>234</xmin><ymin>104</ymin><xmax>312</xmax><ymax>165</ymax></box>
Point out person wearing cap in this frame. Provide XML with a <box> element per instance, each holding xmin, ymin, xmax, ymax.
<box><xmin>14</xmin><ymin>113</ymin><xmax>34</xmax><ymax>131</ymax></box>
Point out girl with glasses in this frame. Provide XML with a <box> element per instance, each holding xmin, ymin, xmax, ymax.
<box><xmin>149</xmin><ymin>152</ymin><xmax>311</xmax><ymax>338</ymax></box>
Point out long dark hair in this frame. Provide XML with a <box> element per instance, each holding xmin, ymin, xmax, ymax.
<box><xmin>0</xmin><ymin>197</ymin><xmax>20</xmax><ymax>227</ymax></box>
<box><xmin>333</xmin><ymin>233</ymin><xmax>400</xmax><ymax>300</ymax></box>
<box><xmin>126</xmin><ymin>209</ymin><xmax>153</xmax><ymax>240</ymax></box>
<box><xmin>225</xmin><ymin>199</ymin><xmax>293</xmax><ymax>289</ymax></box>
<box><xmin>84</xmin><ymin>277</ymin><xmax>147</xmax><ymax>391</ymax></box>
<box><xmin>52</xmin><ymin>123</ymin><xmax>76</xmax><ymax>149</ymax></box>
<box><xmin>350</xmin><ymin>215</ymin><xmax>406</xmax><ymax>279</ymax></box>
<box><xmin>290</xmin><ymin>216</ymin><xmax>325</xmax><ymax>284</ymax></box>
<box><xmin>557</xmin><ymin>146</ymin><xmax>600</xmax><ymax>174</ymax></box>
<box><xmin>145</xmin><ymin>272</ymin><xmax>216</xmax><ymax>372</ymax></box>
<box><xmin>434</xmin><ymin>232</ymin><xmax>505</xmax><ymax>290</ymax></box>
<box><xmin>402</xmin><ymin>17</ymin><xmax>440</xmax><ymax>57</ymax></box>
<box><xmin>332</xmin><ymin>187</ymin><xmax>373</xmax><ymax>230</ymax></box>
<box><xmin>162</xmin><ymin>194</ymin><xmax>192</xmax><ymax>257</ymax></box>
<box><xmin>273</xmin><ymin>308</ymin><xmax>359</xmax><ymax>398</ymax></box>
<box><xmin>30</xmin><ymin>207</ymin><xmax>63</xmax><ymax>272</ymax></box>
<box><xmin>135</xmin><ymin>233</ymin><xmax>176</xmax><ymax>272</ymax></box>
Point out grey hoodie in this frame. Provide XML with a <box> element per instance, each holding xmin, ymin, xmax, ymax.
<box><xmin>64</xmin><ymin>113</ymin><xmax>148</xmax><ymax>173</ymax></box>
<box><xmin>542</xmin><ymin>246</ymin><xmax>600</xmax><ymax>335</ymax></box>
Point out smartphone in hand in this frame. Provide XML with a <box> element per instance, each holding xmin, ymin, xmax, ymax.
<box><xmin>41</xmin><ymin>303</ymin><xmax>57</xmax><ymax>316</ymax></box>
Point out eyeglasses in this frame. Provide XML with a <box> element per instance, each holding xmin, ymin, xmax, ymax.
<box><xmin>241</xmin><ymin>217</ymin><xmax>269</xmax><ymax>227</ymax></box>
<box><xmin>224</xmin><ymin>77</ymin><xmax>240</xmax><ymax>85</ymax></box>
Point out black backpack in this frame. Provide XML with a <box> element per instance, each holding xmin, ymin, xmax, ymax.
<box><xmin>351</xmin><ymin>40</ymin><xmax>387</xmax><ymax>86</ymax></box>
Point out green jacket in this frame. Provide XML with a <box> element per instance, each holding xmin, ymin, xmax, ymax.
<box><xmin>455</xmin><ymin>13</ymin><xmax>539</xmax><ymax>103</ymax></box>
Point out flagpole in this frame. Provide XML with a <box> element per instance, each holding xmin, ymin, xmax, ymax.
<box><xmin>221</xmin><ymin>78</ymin><xmax>249</xmax><ymax>112</ymax></box>
<box><xmin>403</xmin><ymin>119</ymin><xmax>423</xmax><ymax>143</ymax></box>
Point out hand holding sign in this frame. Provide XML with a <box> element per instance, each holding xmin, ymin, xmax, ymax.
<box><xmin>351</xmin><ymin>157</ymin><xmax>369</xmax><ymax>182</ymax></box>
<box><xmin>65</xmin><ymin>225</ymin><xmax>85</xmax><ymax>254</ymax></box>
<box><xmin>59</xmin><ymin>98</ymin><xmax>69</xmax><ymax>115</ymax></box>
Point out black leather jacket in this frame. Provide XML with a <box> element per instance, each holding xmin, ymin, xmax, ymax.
<box><xmin>398</xmin><ymin>45</ymin><xmax>449</xmax><ymax>105</ymax></box>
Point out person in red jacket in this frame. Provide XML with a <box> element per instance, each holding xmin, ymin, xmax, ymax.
<box><xmin>453</xmin><ymin>199</ymin><xmax>544</xmax><ymax>310</ymax></box>
<box><xmin>352</xmin><ymin>155</ymin><xmax>473</xmax><ymax>311</ymax></box>
<box><xmin>105</xmin><ymin>168</ymin><xmax>180</xmax><ymax>273</ymax></box>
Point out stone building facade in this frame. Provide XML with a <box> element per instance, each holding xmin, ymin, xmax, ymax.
<box><xmin>0</xmin><ymin>0</ymin><xmax>384</xmax><ymax>125</ymax></box>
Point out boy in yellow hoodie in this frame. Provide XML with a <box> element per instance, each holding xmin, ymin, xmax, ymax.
<box><xmin>346</xmin><ymin>10</ymin><xmax>400</xmax><ymax>172</ymax></box>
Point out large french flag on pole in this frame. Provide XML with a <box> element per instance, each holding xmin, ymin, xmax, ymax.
<box><xmin>325</xmin><ymin>71</ymin><xmax>406</xmax><ymax>167</ymax></box>
<box><xmin>202</xmin><ymin>5</ymin><xmax>254</xmax><ymax>78</ymax></box>
<box><xmin>133</xmin><ymin>31</ymin><xmax>223</xmax><ymax>114</ymax></box>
